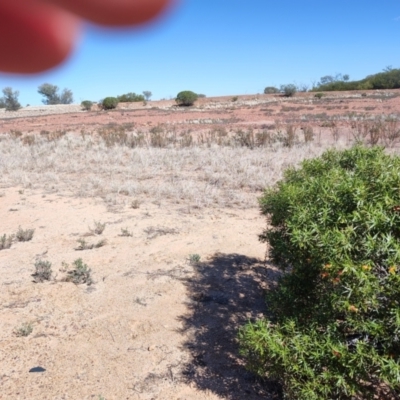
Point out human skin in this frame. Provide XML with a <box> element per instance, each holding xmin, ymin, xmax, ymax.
<box><xmin>0</xmin><ymin>0</ymin><xmax>171</xmax><ymax>73</ymax></box>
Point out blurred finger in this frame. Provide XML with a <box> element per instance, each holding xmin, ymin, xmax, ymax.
<box><xmin>46</xmin><ymin>0</ymin><xmax>172</xmax><ymax>26</ymax></box>
<box><xmin>0</xmin><ymin>1</ymin><xmax>79</xmax><ymax>73</ymax></box>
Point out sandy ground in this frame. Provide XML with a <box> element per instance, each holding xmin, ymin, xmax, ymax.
<box><xmin>0</xmin><ymin>188</ymin><xmax>278</xmax><ymax>400</ymax></box>
<box><xmin>1</xmin><ymin>90</ymin><xmax>400</xmax><ymax>399</ymax></box>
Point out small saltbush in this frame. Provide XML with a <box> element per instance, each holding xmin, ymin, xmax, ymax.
<box><xmin>240</xmin><ymin>146</ymin><xmax>400</xmax><ymax>399</ymax></box>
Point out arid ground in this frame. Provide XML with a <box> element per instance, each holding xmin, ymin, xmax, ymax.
<box><xmin>1</xmin><ymin>90</ymin><xmax>400</xmax><ymax>399</ymax></box>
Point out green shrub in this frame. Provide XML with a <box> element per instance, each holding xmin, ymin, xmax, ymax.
<box><xmin>240</xmin><ymin>146</ymin><xmax>400</xmax><ymax>399</ymax></box>
<box><xmin>101</xmin><ymin>97</ymin><xmax>119</xmax><ymax>110</ymax></box>
<box><xmin>81</xmin><ymin>100</ymin><xmax>93</xmax><ymax>111</ymax></box>
<box><xmin>280</xmin><ymin>84</ymin><xmax>297</xmax><ymax>97</ymax></box>
<box><xmin>264</xmin><ymin>86</ymin><xmax>279</xmax><ymax>94</ymax></box>
<box><xmin>33</xmin><ymin>260</ymin><xmax>52</xmax><ymax>282</ymax></box>
<box><xmin>314</xmin><ymin>92</ymin><xmax>324</xmax><ymax>99</ymax></box>
<box><xmin>66</xmin><ymin>258</ymin><xmax>93</xmax><ymax>285</ymax></box>
<box><xmin>175</xmin><ymin>91</ymin><xmax>198</xmax><ymax>106</ymax></box>
<box><xmin>117</xmin><ymin>92</ymin><xmax>144</xmax><ymax>103</ymax></box>
<box><xmin>188</xmin><ymin>254</ymin><xmax>201</xmax><ymax>265</ymax></box>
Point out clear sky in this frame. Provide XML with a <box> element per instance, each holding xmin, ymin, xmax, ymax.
<box><xmin>0</xmin><ymin>0</ymin><xmax>399</xmax><ymax>106</ymax></box>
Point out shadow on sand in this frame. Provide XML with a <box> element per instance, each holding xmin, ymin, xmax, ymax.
<box><xmin>179</xmin><ymin>252</ymin><xmax>282</xmax><ymax>399</ymax></box>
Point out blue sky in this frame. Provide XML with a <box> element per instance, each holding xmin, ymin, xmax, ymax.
<box><xmin>0</xmin><ymin>0</ymin><xmax>399</xmax><ymax>106</ymax></box>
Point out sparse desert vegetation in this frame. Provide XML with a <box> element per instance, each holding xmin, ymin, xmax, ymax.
<box><xmin>1</xmin><ymin>91</ymin><xmax>400</xmax><ymax>399</ymax></box>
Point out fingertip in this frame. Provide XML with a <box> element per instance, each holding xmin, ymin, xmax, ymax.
<box><xmin>49</xmin><ymin>0</ymin><xmax>173</xmax><ymax>26</ymax></box>
<box><xmin>0</xmin><ymin>2</ymin><xmax>79</xmax><ymax>73</ymax></box>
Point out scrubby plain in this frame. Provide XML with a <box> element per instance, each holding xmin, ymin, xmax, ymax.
<box><xmin>0</xmin><ymin>90</ymin><xmax>400</xmax><ymax>399</ymax></box>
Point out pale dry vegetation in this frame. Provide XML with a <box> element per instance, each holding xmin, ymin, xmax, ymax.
<box><xmin>0</xmin><ymin>130</ymin><xmax>353</xmax><ymax>209</ymax></box>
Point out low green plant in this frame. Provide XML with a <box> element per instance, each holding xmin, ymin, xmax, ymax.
<box><xmin>0</xmin><ymin>234</ymin><xmax>13</xmax><ymax>250</ymax></box>
<box><xmin>240</xmin><ymin>146</ymin><xmax>400</xmax><ymax>399</ymax></box>
<box><xmin>66</xmin><ymin>258</ymin><xmax>93</xmax><ymax>285</ymax></box>
<box><xmin>175</xmin><ymin>91</ymin><xmax>198</xmax><ymax>106</ymax></box>
<box><xmin>90</xmin><ymin>220</ymin><xmax>106</xmax><ymax>235</ymax></box>
<box><xmin>101</xmin><ymin>97</ymin><xmax>119</xmax><ymax>110</ymax></box>
<box><xmin>314</xmin><ymin>92</ymin><xmax>324</xmax><ymax>99</ymax></box>
<box><xmin>15</xmin><ymin>226</ymin><xmax>34</xmax><ymax>242</ymax></box>
<box><xmin>14</xmin><ymin>322</ymin><xmax>33</xmax><ymax>337</ymax></box>
<box><xmin>188</xmin><ymin>254</ymin><xmax>201</xmax><ymax>265</ymax></box>
<box><xmin>231</xmin><ymin>96</ymin><xmax>239</xmax><ymax>102</ymax></box>
<box><xmin>119</xmin><ymin>228</ymin><xmax>132</xmax><ymax>237</ymax></box>
<box><xmin>33</xmin><ymin>260</ymin><xmax>52</xmax><ymax>282</ymax></box>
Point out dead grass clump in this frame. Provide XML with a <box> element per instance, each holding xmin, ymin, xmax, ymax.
<box><xmin>144</xmin><ymin>226</ymin><xmax>179</xmax><ymax>239</ymax></box>
<box><xmin>90</xmin><ymin>220</ymin><xmax>106</xmax><ymax>235</ymax></box>
<box><xmin>233</xmin><ymin>129</ymin><xmax>255</xmax><ymax>148</ymax></box>
<box><xmin>16</xmin><ymin>226</ymin><xmax>34</xmax><ymax>242</ymax></box>
<box><xmin>0</xmin><ymin>234</ymin><xmax>13</xmax><ymax>250</ymax></box>
<box><xmin>21</xmin><ymin>135</ymin><xmax>35</xmax><ymax>146</ymax></box>
<box><xmin>75</xmin><ymin>238</ymin><xmax>107</xmax><ymax>250</ymax></box>
<box><xmin>14</xmin><ymin>322</ymin><xmax>33</xmax><ymax>337</ymax></box>
<box><xmin>98</xmin><ymin>124</ymin><xmax>129</xmax><ymax>147</ymax></box>
<box><xmin>131</xmin><ymin>200</ymin><xmax>141</xmax><ymax>209</ymax></box>
<box><xmin>302</xmin><ymin>126</ymin><xmax>314</xmax><ymax>143</ymax></box>
<box><xmin>119</xmin><ymin>228</ymin><xmax>133</xmax><ymax>237</ymax></box>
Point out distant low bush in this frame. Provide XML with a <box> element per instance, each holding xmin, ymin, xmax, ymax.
<box><xmin>101</xmin><ymin>97</ymin><xmax>119</xmax><ymax>110</ymax></box>
<box><xmin>175</xmin><ymin>90</ymin><xmax>198</xmax><ymax>106</ymax></box>
<box><xmin>280</xmin><ymin>84</ymin><xmax>297</xmax><ymax>97</ymax></box>
<box><xmin>81</xmin><ymin>100</ymin><xmax>93</xmax><ymax>111</ymax></box>
<box><xmin>240</xmin><ymin>146</ymin><xmax>400</xmax><ymax>399</ymax></box>
<box><xmin>312</xmin><ymin>67</ymin><xmax>400</xmax><ymax>92</ymax></box>
<box><xmin>264</xmin><ymin>86</ymin><xmax>279</xmax><ymax>94</ymax></box>
<box><xmin>117</xmin><ymin>92</ymin><xmax>145</xmax><ymax>103</ymax></box>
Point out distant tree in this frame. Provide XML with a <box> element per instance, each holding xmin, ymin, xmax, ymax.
<box><xmin>0</xmin><ymin>97</ymin><xmax>5</xmax><ymax>108</ymax></box>
<box><xmin>142</xmin><ymin>91</ymin><xmax>152</xmax><ymax>101</ymax></box>
<box><xmin>320</xmin><ymin>75</ymin><xmax>335</xmax><ymax>85</ymax></box>
<box><xmin>343</xmin><ymin>74</ymin><xmax>350</xmax><ymax>81</ymax></box>
<box><xmin>264</xmin><ymin>86</ymin><xmax>279</xmax><ymax>94</ymax></box>
<box><xmin>280</xmin><ymin>84</ymin><xmax>297</xmax><ymax>97</ymax></box>
<box><xmin>197</xmin><ymin>93</ymin><xmax>206</xmax><ymax>98</ymax></box>
<box><xmin>60</xmin><ymin>88</ymin><xmax>73</xmax><ymax>104</ymax></box>
<box><xmin>297</xmin><ymin>83</ymin><xmax>309</xmax><ymax>92</ymax></box>
<box><xmin>38</xmin><ymin>83</ymin><xmax>59</xmax><ymax>104</ymax></box>
<box><xmin>2</xmin><ymin>87</ymin><xmax>21</xmax><ymax>111</ymax></box>
<box><xmin>38</xmin><ymin>83</ymin><xmax>73</xmax><ymax>105</ymax></box>
<box><xmin>175</xmin><ymin>90</ymin><xmax>198</xmax><ymax>106</ymax></box>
